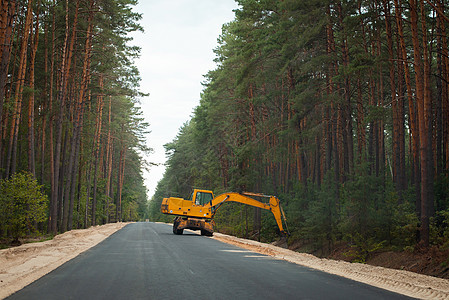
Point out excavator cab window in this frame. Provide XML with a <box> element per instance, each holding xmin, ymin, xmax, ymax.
<box><xmin>194</xmin><ymin>191</ymin><xmax>213</xmax><ymax>206</ymax></box>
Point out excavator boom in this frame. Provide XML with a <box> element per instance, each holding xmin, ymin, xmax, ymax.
<box><xmin>161</xmin><ymin>189</ymin><xmax>288</xmax><ymax>236</ymax></box>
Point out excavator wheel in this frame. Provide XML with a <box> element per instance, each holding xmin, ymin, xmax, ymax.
<box><xmin>173</xmin><ymin>219</ymin><xmax>184</xmax><ymax>235</ymax></box>
<box><xmin>200</xmin><ymin>229</ymin><xmax>213</xmax><ymax>237</ymax></box>
<box><xmin>174</xmin><ymin>227</ymin><xmax>184</xmax><ymax>235</ymax></box>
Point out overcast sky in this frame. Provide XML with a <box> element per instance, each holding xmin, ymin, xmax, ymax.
<box><xmin>131</xmin><ymin>0</ymin><xmax>239</xmax><ymax>197</ymax></box>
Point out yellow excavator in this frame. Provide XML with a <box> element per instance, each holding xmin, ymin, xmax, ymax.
<box><xmin>161</xmin><ymin>189</ymin><xmax>289</xmax><ymax>237</ymax></box>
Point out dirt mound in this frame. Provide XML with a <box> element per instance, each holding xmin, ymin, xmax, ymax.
<box><xmin>367</xmin><ymin>248</ymin><xmax>449</xmax><ymax>279</ymax></box>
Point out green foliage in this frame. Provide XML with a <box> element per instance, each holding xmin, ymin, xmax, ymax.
<box><xmin>343</xmin><ymin>233</ymin><xmax>386</xmax><ymax>263</ymax></box>
<box><xmin>122</xmin><ymin>201</ymin><xmax>140</xmax><ymax>222</ymax></box>
<box><xmin>435</xmin><ymin>174</ymin><xmax>449</xmax><ymax>212</ymax></box>
<box><xmin>430</xmin><ymin>209</ymin><xmax>449</xmax><ymax>249</ymax></box>
<box><xmin>383</xmin><ymin>189</ymin><xmax>419</xmax><ymax>249</ymax></box>
<box><xmin>339</xmin><ymin>164</ymin><xmax>385</xmax><ymax>238</ymax></box>
<box><xmin>0</xmin><ymin>173</ymin><xmax>48</xmax><ymax>241</ymax></box>
<box><xmin>150</xmin><ymin>0</ymin><xmax>448</xmax><ymax>257</ymax></box>
<box><xmin>302</xmin><ymin>176</ymin><xmax>339</xmax><ymax>253</ymax></box>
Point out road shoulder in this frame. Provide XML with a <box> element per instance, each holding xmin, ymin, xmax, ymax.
<box><xmin>212</xmin><ymin>233</ymin><xmax>449</xmax><ymax>300</ymax></box>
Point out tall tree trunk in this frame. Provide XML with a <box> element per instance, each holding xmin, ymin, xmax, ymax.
<box><xmin>337</xmin><ymin>2</ymin><xmax>353</xmax><ymax>180</ymax></box>
<box><xmin>384</xmin><ymin>0</ymin><xmax>400</xmax><ymax>187</ymax></box>
<box><xmin>116</xmin><ymin>146</ymin><xmax>125</xmax><ymax>222</ymax></box>
<box><xmin>5</xmin><ymin>0</ymin><xmax>33</xmax><ymax>178</ymax></box>
<box><xmin>79</xmin><ymin>0</ymin><xmax>94</xmax><ymax>228</ymax></box>
<box><xmin>396</xmin><ymin>34</ymin><xmax>407</xmax><ymax>193</ymax></box>
<box><xmin>419</xmin><ymin>0</ymin><xmax>435</xmax><ymax>245</ymax></box>
<box><xmin>27</xmin><ymin>4</ymin><xmax>40</xmax><ymax>177</ymax></box>
<box><xmin>389</xmin><ymin>0</ymin><xmax>407</xmax><ymax>193</ymax></box>
<box><xmin>435</xmin><ymin>0</ymin><xmax>445</xmax><ymax>176</ymax></box>
<box><xmin>105</xmin><ymin>96</ymin><xmax>113</xmax><ymax>223</ymax></box>
<box><xmin>410</xmin><ymin>0</ymin><xmax>430</xmax><ymax>246</ymax></box>
<box><xmin>356</xmin><ymin>77</ymin><xmax>365</xmax><ymax>160</ymax></box>
<box><xmin>315</xmin><ymin>134</ymin><xmax>321</xmax><ymax>186</ymax></box>
<box><xmin>68</xmin><ymin>80</ymin><xmax>86</xmax><ymax>230</ymax></box>
<box><xmin>395</xmin><ymin>0</ymin><xmax>420</xmax><ymax>212</ymax></box>
<box><xmin>120</xmin><ymin>148</ymin><xmax>126</xmax><ymax>218</ymax></box>
<box><xmin>436</xmin><ymin>0</ymin><xmax>449</xmax><ymax>173</ymax></box>
<box><xmin>67</xmin><ymin>120</ymin><xmax>82</xmax><ymax>230</ymax></box>
<box><xmin>50</xmin><ymin>0</ymin><xmax>70</xmax><ymax>234</ymax></box>
<box><xmin>58</xmin><ymin>128</ymin><xmax>69</xmax><ymax>228</ymax></box>
<box><xmin>76</xmin><ymin>144</ymin><xmax>83</xmax><ymax>229</ymax></box>
<box><xmin>47</xmin><ymin>0</ymin><xmax>56</xmax><ymax>232</ymax></box>
<box><xmin>0</xmin><ymin>1</ymin><xmax>16</xmax><ymax>178</ymax></box>
<box><xmin>62</xmin><ymin>130</ymin><xmax>76</xmax><ymax>232</ymax></box>
<box><xmin>377</xmin><ymin>27</ymin><xmax>386</xmax><ymax>181</ymax></box>
<box><xmin>40</xmin><ymin>16</ymin><xmax>49</xmax><ymax>185</ymax></box>
<box><xmin>91</xmin><ymin>75</ymin><xmax>104</xmax><ymax>226</ymax></box>
<box><xmin>60</xmin><ymin>0</ymin><xmax>80</xmax><ymax>232</ymax></box>
<box><xmin>325</xmin><ymin>5</ymin><xmax>335</xmax><ymax>175</ymax></box>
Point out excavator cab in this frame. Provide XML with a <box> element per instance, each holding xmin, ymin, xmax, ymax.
<box><xmin>191</xmin><ymin>190</ymin><xmax>214</xmax><ymax>206</ymax></box>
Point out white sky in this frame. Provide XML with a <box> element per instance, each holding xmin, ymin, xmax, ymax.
<box><xmin>131</xmin><ymin>0</ymin><xmax>238</xmax><ymax>198</ymax></box>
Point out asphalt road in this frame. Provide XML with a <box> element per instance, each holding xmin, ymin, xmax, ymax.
<box><xmin>8</xmin><ymin>222</ymin><xmax>415</xmax><ymax>300</ymax></box>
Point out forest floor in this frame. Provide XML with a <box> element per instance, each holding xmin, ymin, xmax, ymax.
<box><xmin>0</xmin><ymin>223</ymin><xmax>448</xmax><ymax>299</ymax></box>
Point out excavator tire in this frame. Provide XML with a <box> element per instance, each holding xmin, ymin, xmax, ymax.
<box><xmin>173</xmin><ymin>219</ymin><xmax>184</xmax><ymax>235</ymax></box>
<box><xmin>200</xmin><ymin>229</ymin><xmax>213</xmax><ymax>237</ymax></box>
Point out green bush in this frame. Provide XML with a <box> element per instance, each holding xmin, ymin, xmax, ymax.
<box><xmin>0</xmin><ymin>172</ymin><xmax>48</xmax><ymax>242</ymax></box>
<box><xmin>430</xmin><ymin>209</ymin><xmax>449</xmax><ymax>248</ymax></box>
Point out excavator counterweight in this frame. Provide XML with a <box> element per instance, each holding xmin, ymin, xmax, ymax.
<box><xmin>161</xmin><ymin>189</ymin><xmax>289</xmax><ymax>237</ymax></box>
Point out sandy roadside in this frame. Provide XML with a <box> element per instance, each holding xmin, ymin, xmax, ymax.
<box><xmin>0</xmin><ymin>222</ymin><xmax>130</xmax><ymax>299</ymax></box>
<box><xmin>1</xmin><ymin>222</ymin><xmax>448</xmax><ymax>299</ymax></box>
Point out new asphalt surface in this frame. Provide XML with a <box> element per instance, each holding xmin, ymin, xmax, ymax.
<box><xmin>7</xmin><ymin>222</ymin><xmax>415</xmax><ymax>299</ymax></box>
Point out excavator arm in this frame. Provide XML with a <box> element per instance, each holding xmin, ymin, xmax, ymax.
<box><xmin>205</xmin><ymin>192</ymin><xmax>288</xmax><ymax>236</ymax></box>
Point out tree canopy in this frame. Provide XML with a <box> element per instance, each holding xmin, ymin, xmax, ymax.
<box><xmin>151</xmin><ymin>0</ymin><xmax>449</xmax><ymax>258</ymax></box>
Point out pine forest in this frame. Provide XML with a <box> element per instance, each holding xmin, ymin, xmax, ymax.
<box><xmin>150</xmin><ymin>0</ymin><xmax>449</xmax><ymax>260</ymax></box>
<box><xmin>0</xmin><ymin>0</ymin><xmax>149</xmax><ymax>241</ymax></box>
<box><xmin>1</xmin><ymin>0</ymin><xmax>449</xmax><ymax>265</ymax></box>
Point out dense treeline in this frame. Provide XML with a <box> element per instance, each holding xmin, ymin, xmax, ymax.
<box><xmin>0</xmin><ymin>0</ymin><xmax>149</xmax><ymax>240</ymax></box>
<box><xmin>151</xmin><ymin>0</ymin><xmax>449</xmax><ymax>257</ymax></box>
